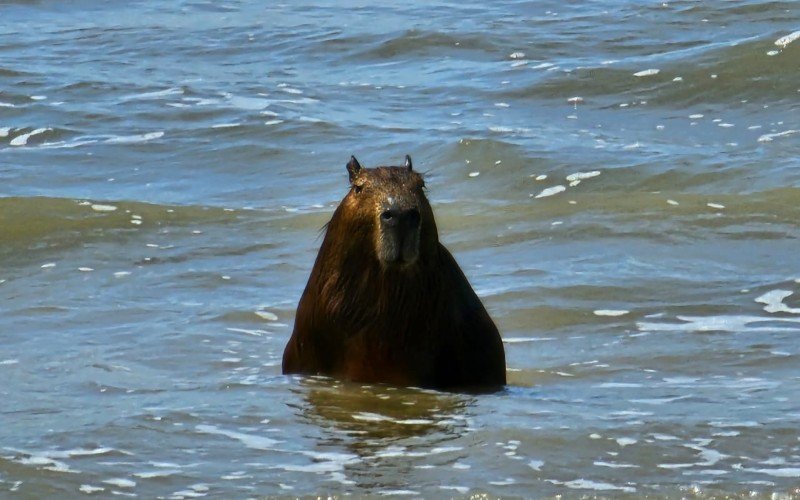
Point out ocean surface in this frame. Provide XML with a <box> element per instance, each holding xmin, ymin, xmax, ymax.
<box><xmin>2</xmin><ymin>1</ymin><xmax>800</xmax><ymax>497</ymax></box>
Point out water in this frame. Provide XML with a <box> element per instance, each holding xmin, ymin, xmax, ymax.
<box><xmin>2</xmin><ymin>0</ymin><xmax>800</xmax><ymax>497</ymax></box>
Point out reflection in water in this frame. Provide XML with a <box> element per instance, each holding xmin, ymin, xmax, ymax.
<box><xmin>289</xmin><ymin>376</ymin><xmax>475</xmax><ymax>490</ymax></box>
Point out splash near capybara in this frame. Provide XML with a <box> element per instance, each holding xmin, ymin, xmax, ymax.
<box><xmin>282</xmin><ymin>155</ymin><xmax>506</xmax><ymax>390</ymax></box>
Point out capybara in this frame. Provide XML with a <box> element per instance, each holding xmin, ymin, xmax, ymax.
<box><xmin>282</xmin><ymin>155</ymin><xmax>506</xmax><ymax>390</ymax></box>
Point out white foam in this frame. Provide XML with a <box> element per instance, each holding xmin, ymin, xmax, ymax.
<box><xmin>651</xmin><ymin>433</ymin><xmax>679</xmax><ymax>441</ymax></box>
<box><xmin>352</xmin><ymin>412</ymin><xmax>389</xmax><ymax>422</ymax></box>
<box><xmin>564</xmin><ymin>479</ymin><xmax>635</xmax><ymax>493</ymax></box>
<box><xmin>19</xmin><ymin>454</ymin><xmax>67</xmax><ymax>467</ymax></box>
<box><xmin>105</xmin><ymin>131</ymin><xmax>164</xmax><ymax>144</ymax></box>
<box><xmin>594</xmin><ymin>461</ymin><xmax>639</xmax><ymax>468</ymax></box>
<box><xmin>0</xmin><ymin>359</ymin><xmax>19</xmax><ymax>365</ymax></box>
<box><xmin>594</xmin><ymin>309</ymin><xmax>629</xmax><ymax>317</ymax></box>
<box><xmin>708</xmin><ymin>420</ymin><xmax>761</xmax><ymax>428</ymax></box>
<box><xmin>298</xmin><ymin>450</ymin><xmax>359</xmax><ymax>474</ymax></box>
<box><xmin>133</xmin><ymin>469</ymin><xmax>181</xmax><ymax>479</ymax></box>
<box><xmin>10</xmin><ymin>127</ymin><xmax>51</xmax><ymax>146</ymax></box>
<box><xmin>707</xmin><ymin>202</ymin><xmax>725</xmax><ymax>209</ymax></box>
<box><xmin>79</xmin><ymin>485</ymin><xmax>105</xmax><ymax>494</ymax></box>
<box><xmin>276</xmin><ymin>97</ymin><xmax>318</xmax><ymax>105</ymax></box>
<box><xmin>566</xmin><ymin>171</ymin><xmax>600</xmax><ymax>182</ymax></box>
<box><xmin>528</xmin><ymin>459</ymin><xmax>544</xmax><ymax>471</ymax></box>
<box><xmin>637</xmin><ymin>314</ymin><xmax>800</xmax><ymax>333</ymax></box>
<box><xmin>775</xmin><ymin>30</ymin><xmax>800</xmax><ymax>48</ymax></box>
<box><xmin>91</xmin><ymin>204</ymin><xmax>117</xmax><ymax>212</ymax></box>
<box><xmin>616</xmin><ymin>437</ymin><xmax>637</xmax><ymax>447</ymax></box>
<box><xmin>440</xmin><ymin>485</ymin><xmax>469</xmax><ymax>494</ymax></box>
<box><xmin>633</xmin><ymin>69</ymin><xmax>660</xmax><ymax>77</ymax></box>
<box><xmin>696</xmin><ymin>447</ymin><xmax>727</xmax><ymax>466</ymax></box>
<box><xmin>102</xmin><ymin>478</ymin><xmax>136</xmax><ymax>488</ymax></box>
<box><xmin>658</xmin><ymin>462</ymin><xmax>695</xmax><ymax>469</ymax></box>
<box><xmin>169</xmin><ymin>489</ymin><xmax>206</xmax><ymax>498</ymax></box>
<box><xmin>38</xmin><ymin>138</ymin><xmax>99</xmax><ymax>149</ymax></box>
<box><xmin>0</xmin><ymin>126</ymin><xmax>11</xmax><ymax>136</ymax></box>
<box><xmin>281</xmin><ymin>461</ymin><xmax>344</xmax><ymax>473</ymax></box>
<box><xmin>41</xmin><ymin>262</ymin><xmax>56</xmax><ymax>269</ymax></box>
<box><xmin>758</xmin><ymin>129</ymin><xmax>799</xmax><ymax>142</ymax></box>
<box><xmin>183</xmin><ymin>97</ymin><xmax>219</xmax><ymax>106</ymax></box>
<box><xmin>755</xmin><ymin>289</ymin><xmax>800</xmax><ymax>314</ymax></box>
<box><xmin>631</xmin><ymin>395</ymin><xmax>688</xmax><ymax>405</ymax></box>
<box><xmin>746</xmin><ymin>467</ymin><xmax>800</xmax><ymax>477</ymax></box>
<box><xmin>509</xmin><ymin>51</ymin><xmax>526</xmax><ymax>59</ymax></box>
<box><xmin>255</xmin><ymin>311</ymin><xmax>278</xmax><ymax>321</ymax></box>
<box><xmin>535</xmin><ymin>185</ymin><xmax>566</xmax><ymax>199</ymax></box>
<box><xmin>195</xmin><ymin>424</ymin><xmax>281</xmax><ymax>450</ymax></box>
<box><xmin>430</xmin><ymin>446</ymin><xmax>462</xmax><ymax>454</ymax></box>
<box><xmin>125</xmin><ymin>88</ymin><xmax>183</xmax><ymax>100</ymax></box>
<box><xmin>396</xmin><ymin>418</ymin><xmax>433</xmax><ymax>425</ymax></box>
<box><xmin>611</xmin><ymin>410</ymin><xmax>652</xmax><ymax>418</ymax></box>
<box><xmin>503</xmin><ymin>337</ymin><xmax>555</xmax><ymax>343</ymax></box>
<box><xmin>468</xmin><ymin>171</ymin><xmax>480</xmax><ymax>177</ymax></box>
<box><xmin>47</xmin><ymin>447</ymin><xmax>116</xmax><ymax>458</ymax></box>
<box><xmin>489</xmin><ymin>478</ymin><xmax>515</xmax><ymax>486</ymax></box>
<box><xmin>373</xmin><ymin>446</ymin><xmax>408</xmax><ymax>458</ymax></box>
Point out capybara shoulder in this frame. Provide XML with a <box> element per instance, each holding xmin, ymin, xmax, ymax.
<box><xmin>282</xmin><ymin>155</ymin><xmax>506</xmax><ymax>390</ymax></box>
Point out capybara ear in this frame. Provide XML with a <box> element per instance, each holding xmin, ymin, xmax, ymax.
<box><xmin>404</xmin><ymin>155</ymin><xmax>413</xmax><ymax>172</ymax></box>
<box><xmin>347</xmin><ymin>156</ymin><xmax>362</xmax><ymax>184</ymax></box>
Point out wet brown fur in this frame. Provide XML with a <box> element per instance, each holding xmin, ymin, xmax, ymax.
<box><xmin>282</xmin><ymin>156</ymin><xmax>506</xmax><ymax>390</ymax></box>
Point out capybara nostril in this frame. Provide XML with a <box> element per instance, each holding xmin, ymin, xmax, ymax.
<box><xmin>404</xmin><ymin>208</ymin><xmax>421</xmax><ymax>229</ymax></box>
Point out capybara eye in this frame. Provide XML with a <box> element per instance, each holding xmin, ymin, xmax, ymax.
<box><xmin>381</xmin><ymin>210</ymin><xmax>393</xmax><ymax>221</ymax></box>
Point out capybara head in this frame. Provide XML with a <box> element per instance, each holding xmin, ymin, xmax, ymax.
<box><xmin>340</xmin><ymin>155</ymin><xmax>437</xmax><ymax>269</ymax></box>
